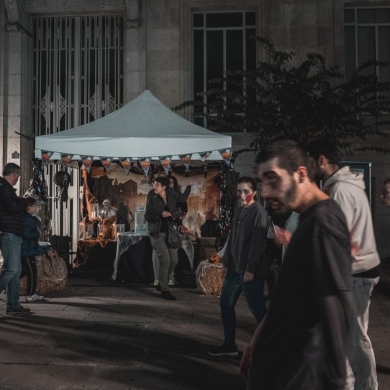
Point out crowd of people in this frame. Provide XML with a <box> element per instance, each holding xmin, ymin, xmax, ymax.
<box><xmin>207</xmin><ymin>140</ymin><xmax>380</xmax><ymax>390</ymax></box>
<box><xmin>0</xmin><ymin>137</ymin><xmax>384</xmax><ymax>389</ymax></box>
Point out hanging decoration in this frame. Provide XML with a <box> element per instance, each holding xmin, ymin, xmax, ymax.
<box><xmin>100</xmin><ymin>157</ymin><xmax>114</xmax><ymax>172</ymax></box>
<box><xmin>30</xmin><ymin>158</ymin><xmax>50</xmax><ymax>241</ymax></box>
<box><xmin>139</xmin><ymin>157</ymin><xmax>151</xmax><ymax>176</ymax></box>
<box><xmin>60</xmin><ymin>153</ymin><xmax>73</xmax><ymax>170</ymax></box>
<box><xmin>199</xmin><ymin>151</ymin><xmax>212</xmax><ymax>162</ymax></box>
<box><xmin>120</xmin><ymin>158</ymin><xmax>132</xmax><ymax>174</ymax></box>
<box><xmin>41</xmin><ymin>151</ymin><xmax>53</xmax><ymax>166</ymax></box>
<box><xmin>179</xmin><ymin>154</ymin><xmax>192</xmax><ymax>173</ymax></box>
<box><xmin>203</xmin><ymin>165</ymin><xmax>208</xmax><ymax>178</ymax></box>
<box><xmin>159</xmin><ymin>156</ymin><xmax>172</xmax><ymax>175</ymax></box>
<box><xmin>219</xmin><ymin>148</ymin><xmax>232</xmax><ymax>166</ymax></box>
<box><xmin>80</xmin><ymin>156</ymin><xmax>93</xmax><ymax>173</ymax></box>
<box><xmin>31</xmin><ymin>158</ymin><xmax>48</xmax><ymax>203</ymax></box>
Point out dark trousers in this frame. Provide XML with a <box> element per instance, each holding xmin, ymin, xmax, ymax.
<box><xmin>21</xmin><ymin>256</ymin><xmax>37</xmax><ymax>296</ymax></box>
<box><xmin>220</xmin><ymin>269</ymin><xmax>267</xmax><ymax>348</ymax></box>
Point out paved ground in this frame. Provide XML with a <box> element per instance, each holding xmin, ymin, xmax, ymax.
<box><xmin>0</xmin><ymin>274</ymin><xmax>388</xmax><ymax>389</ymax></box>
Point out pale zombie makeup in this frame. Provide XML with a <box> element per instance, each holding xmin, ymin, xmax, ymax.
<box><xmin>236</xmin><ymin>183</ymin><xmax>256</xmax><ymax>207</ymax></box>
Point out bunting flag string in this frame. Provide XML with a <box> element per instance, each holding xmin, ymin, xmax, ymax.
<box><xmin>159</xmin><ymin>156</ymin><xmax>172</xmax><ymax>175</ymax></box>
<box><xmin>41</xmin><ymin>151</ymin><xmax>53</xmax><ymax>166</ymax></box>
<box><xmin>179</xmin><ymin>154</ymin><xmax>192</xmax><ymax>173</ymax></box>
<box><xmin>80</xmin><ymin>156</ymin><xmax>93</xmax><ymax>173</ymax></box>
<box><xmin>219</xmin><ymin>148</ymin><xmax>232</xmax><ymax>166</ymax></box>
<box><xmin>199</xmin><ymin>151</ymin><xmax>212</xmax><ymax>162</ymax></box>
<box><xmin>60</xmin><ymin>153</ymin><xmax>73</xmax><ymax>170</ymax></box>
<box><xmin>120</xmin><ymin>158</ymin><xmax>132</xmax><ymax>174</ymax></box>
<box><xmin>139</xmin><ymin>157</ymin><xmax>151</xmax><ymax>176</ymax></box>
<box><xmin>100</xmin><ymin>157</ymin><xmax>114</xmax><ymax>172</ymax></box>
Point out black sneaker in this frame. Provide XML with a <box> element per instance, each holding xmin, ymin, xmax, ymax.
<box><xmin>155</xmin><ymin>284</ymin><xmax>161</xmax><ymax>292</ymax></box>
<box><xmin>6</xmin><ymin>305</ymin><xmax>31</xmax><ymax>316</ymax></box>
<box><xmin>160</xmin><ymin>291</ymin><xmax>176</xmax><ymax>301</ymax></box>
<box><xmin>208</xmin><ymin>344</ymin><xmax>238</xmax><ymax>356</ymax></box>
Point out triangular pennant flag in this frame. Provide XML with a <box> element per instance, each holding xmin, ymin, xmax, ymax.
<box><xmin>159</xmin><ymin>156</ymin><xmax>172</xmax><ymax>175</ymax></box>
<box><xmin>100</xmin><ymin>157</ymin><xmax>114</xmax><ymax>172</ymax></box>
<box><xmin>179</xmin><ymin>154</ymin><xmax>192</xmax><ymax>172</ymax></box>
<box><xmin>199</xmin><ymin>151</ymin><xmax>212</xmax><ymax>162</ymax></box>
<box><xmin>219</xmin><ymin>148</ymin><xmax>232</xmax><ymax>166</ymax></box>
<box><xmin>60</xmin><ymin>153</ymin><xmax>73</xmax><ymax>170</ymax></box>
<box><xmin>139</xmin><ymin>157</ymin><xmax>151</xmax><ymax>176</ymax></box>
<box><xmin>80</xmin><ymin>156</ymin><xmax>93</xmax><ymax>173</ymax></box>
<box><xmin>41</xmin><ymin>151</ymin><xmax>53</xmax><ymax>166</ymax></box>
<box><xmin>120</xmin><ymin>158</ymin><xmax>132</xmax><ymax>174</ymax></box>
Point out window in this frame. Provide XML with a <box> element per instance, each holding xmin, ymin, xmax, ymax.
<box><xmin>345</xmin><ymin>7</ymin><xmax>390</xmax><ymax>82</ymax></box>
<box><xmin>193</xmin><ymin>11</ymin><xmax>256</xmax><ymax>131</ymax></box>
<box><xmin>32</xmin><ymin>16</ymin><xmax>124</xmax><ymax>135</ymax></box>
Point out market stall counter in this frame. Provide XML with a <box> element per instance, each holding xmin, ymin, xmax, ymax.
<box><xmin>112</xmin><ymin>233</ymin><xmax>195</xmax><ymax>283</ymax></box>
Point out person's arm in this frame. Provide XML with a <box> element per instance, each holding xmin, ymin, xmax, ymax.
<box><xmin>144</xmin><ymin>197</ymin><xmax>161</xmax><ymax>222</ymax></box>
<box><xmin>168</xmin><ymin>187</ymin><xmax>186</xmax><ymax>203</ymax></box>
<box><xmin>245</xmin><ymin>209</ymin><xmax>268</xmax><ymax>274</ymax></box>
<box><xmin>317</xmin><ymin>225</ymin><xmax>352</xmax><ymax>390</ymax></box>
<box><xmin>182</xmin><ymin>182</ymin><xmax>194</xmax><ymax>200</ymax></box>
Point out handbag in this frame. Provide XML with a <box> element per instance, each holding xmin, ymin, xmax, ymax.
<box><xmin>167</xmin><ymin>221</ymin><xmax>182</xmax><ymax>249</ymax></box>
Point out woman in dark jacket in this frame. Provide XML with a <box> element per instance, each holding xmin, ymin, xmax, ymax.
<box><xmin>208</xmin><ymin>177</ymin><xmax>268</xmax><ymax>356</ymax></box>
<box><xmin>145</xmin><ymin>176</ymin><xmax>185</xmax><ymax>300</ymax></box>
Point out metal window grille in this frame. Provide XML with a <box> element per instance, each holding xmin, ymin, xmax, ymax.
<box><xmin>32</xmin><ymin>15</ymin><xmax>124</xmax><ymax>254</ymax></box>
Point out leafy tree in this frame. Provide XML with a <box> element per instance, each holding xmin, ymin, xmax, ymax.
<box><xmin>175</xmin><ymin>37</ymin><xmax>390</xmax><ymax>155</ymax></box>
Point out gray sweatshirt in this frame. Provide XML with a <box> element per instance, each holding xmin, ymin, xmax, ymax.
<box><xmin>222</xmin><ymin>202</ymin><xmax>268</xmax><ymax>274</ymax></box>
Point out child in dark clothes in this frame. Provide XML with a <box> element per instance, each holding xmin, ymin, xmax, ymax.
<box><xmin>21</xmin><ymin>197</ymin><xmax>45</xmax><ymax>302</ymax></box>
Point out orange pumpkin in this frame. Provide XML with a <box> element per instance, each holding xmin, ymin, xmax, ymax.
<box><xmin>208</xmin><ymin>253</ymin><xmax>220</xmax><ymax>263</ymax></box>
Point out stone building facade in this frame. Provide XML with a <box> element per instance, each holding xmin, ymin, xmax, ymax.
<box><xmin>1</xmin><ymin>0</ymin><xmax>390</xmax><ymax>256</ymax></box>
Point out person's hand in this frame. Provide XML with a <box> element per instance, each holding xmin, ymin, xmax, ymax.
<box><xmin>274</xmin><ymin>228</ymin><xmax>292</xmax><ymax>246</ymax></box>
<box><xmin>188</xmin><ymin>180</ymin><xmax>195</xmax><ymax>186</ymax></box>
<box><xmin>162</xmin><ymin>211</ymin><xmax>171</xmax><ymax>218</ymax></box>
<box><xmin>243</xmin><ymin>271</ymin><xmax>254</xmax><ymax>282</ymax></box>
<box><xmin>221</xmin><ymin>267</ymin><xmax>228</xmax><ymax>279</ymax></box>
<box><xmin>240</xmin><ymin>344</ymin><xmax>252</xmax><ymax>380</ymax></box>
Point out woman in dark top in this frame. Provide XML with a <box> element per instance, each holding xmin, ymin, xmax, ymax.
<box><xmin>208</xmin><ymin>177</ymin><xmax>268</xmax><ymax>356</ymax></box>
<box><xmin>145</xmin><ymin>176</ymin><xmax>185</xmax><ymax>301</ymax></box>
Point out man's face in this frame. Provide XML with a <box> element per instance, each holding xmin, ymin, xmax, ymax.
<box><xmin>103</xmin><ymin>200</ymin><xmax>110</xmax><ymax>209</ymax></box>
<box><xmin>10</xmin><ymin>171</ymin><xmax>21</xmax><ymax>186</ymax></box>
<box><xmin>255</xmin><ymin>158</ymin><xmax>298</xmax><ymax>214</ymax></box>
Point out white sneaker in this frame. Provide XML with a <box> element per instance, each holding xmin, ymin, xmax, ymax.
<box><xmin>168</xmin><ymin>278</ymin><xmax>176</xmax><ymax>287</ymax></box>
<box><xmin>0</xmin><ymin>290</ymin><xmax>6</xmax><ymax>302</ymax></box>
<box><xmin>26</xmin><ymin>293</ymin><xmax>45</xmax><ymax>302</ymax></box>
<box><xmin>153</xmin><ymin>279</ymin><xmax>159</xmax><ymax>286</ymax></box>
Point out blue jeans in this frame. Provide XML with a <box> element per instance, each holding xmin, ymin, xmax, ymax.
<box><xmin>220</xmin><ymin>269</ymin><xmax>267</xmax><ymax>348</ymax></box>
<box><xmin>0</xmin><ymin>233</ymin><xmax>22</xmax><ymax>310</ymax></box>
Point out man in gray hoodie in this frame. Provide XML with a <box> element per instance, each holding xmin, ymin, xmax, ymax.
<box><xmin>307</xmin><ymin>140</ymin><xmax>380</xmax><ymax>390</ymax></box>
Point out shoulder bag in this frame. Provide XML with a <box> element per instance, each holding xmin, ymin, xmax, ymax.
<box><xmin>167</xmin><ymin>221</ymin><xmax>182</xmax><ymax>249</ymax></box>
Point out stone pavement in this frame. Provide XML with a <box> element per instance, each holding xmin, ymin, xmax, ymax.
<box><xmin>0</xmin><ymin>277</ymin><xmax>388</xmax><ymax>389</ymax></box>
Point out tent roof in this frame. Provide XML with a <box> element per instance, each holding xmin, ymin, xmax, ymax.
<box><xmin>34</xmin><ymin>90</ymin><xmax>231</xmax><ymax>161</ymax></box>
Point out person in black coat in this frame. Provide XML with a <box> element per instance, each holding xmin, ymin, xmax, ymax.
<box><xmin>0</xmin><ymin>163</ymin><xmax>30</xmax><ymax>316</ymax></box>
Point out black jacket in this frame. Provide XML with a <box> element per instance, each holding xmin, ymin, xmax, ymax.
<box><xmin>21</xmin><ymin>214</ymin><xmax>45</xmax><ymax>256</ymax></box>
<box><xmin>0</xmin><ymin>177</ymin><xmax>28</xmax><ymax>237</ymax></box>
<box><xmin>222</xmin><ymin>202</ymin><xmax>268</xmax><ymax>274</ymax></box>
<box><xmin>145</xmin><ymin>188</ymin><xmax>186</xmax><ymax>238</ymax></box>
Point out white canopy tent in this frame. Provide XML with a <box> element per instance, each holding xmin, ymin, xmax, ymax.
<box><xmin>34</xmin><ymin>90</ymin><xmax>232</xmax><ymax>161</ymax></box>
